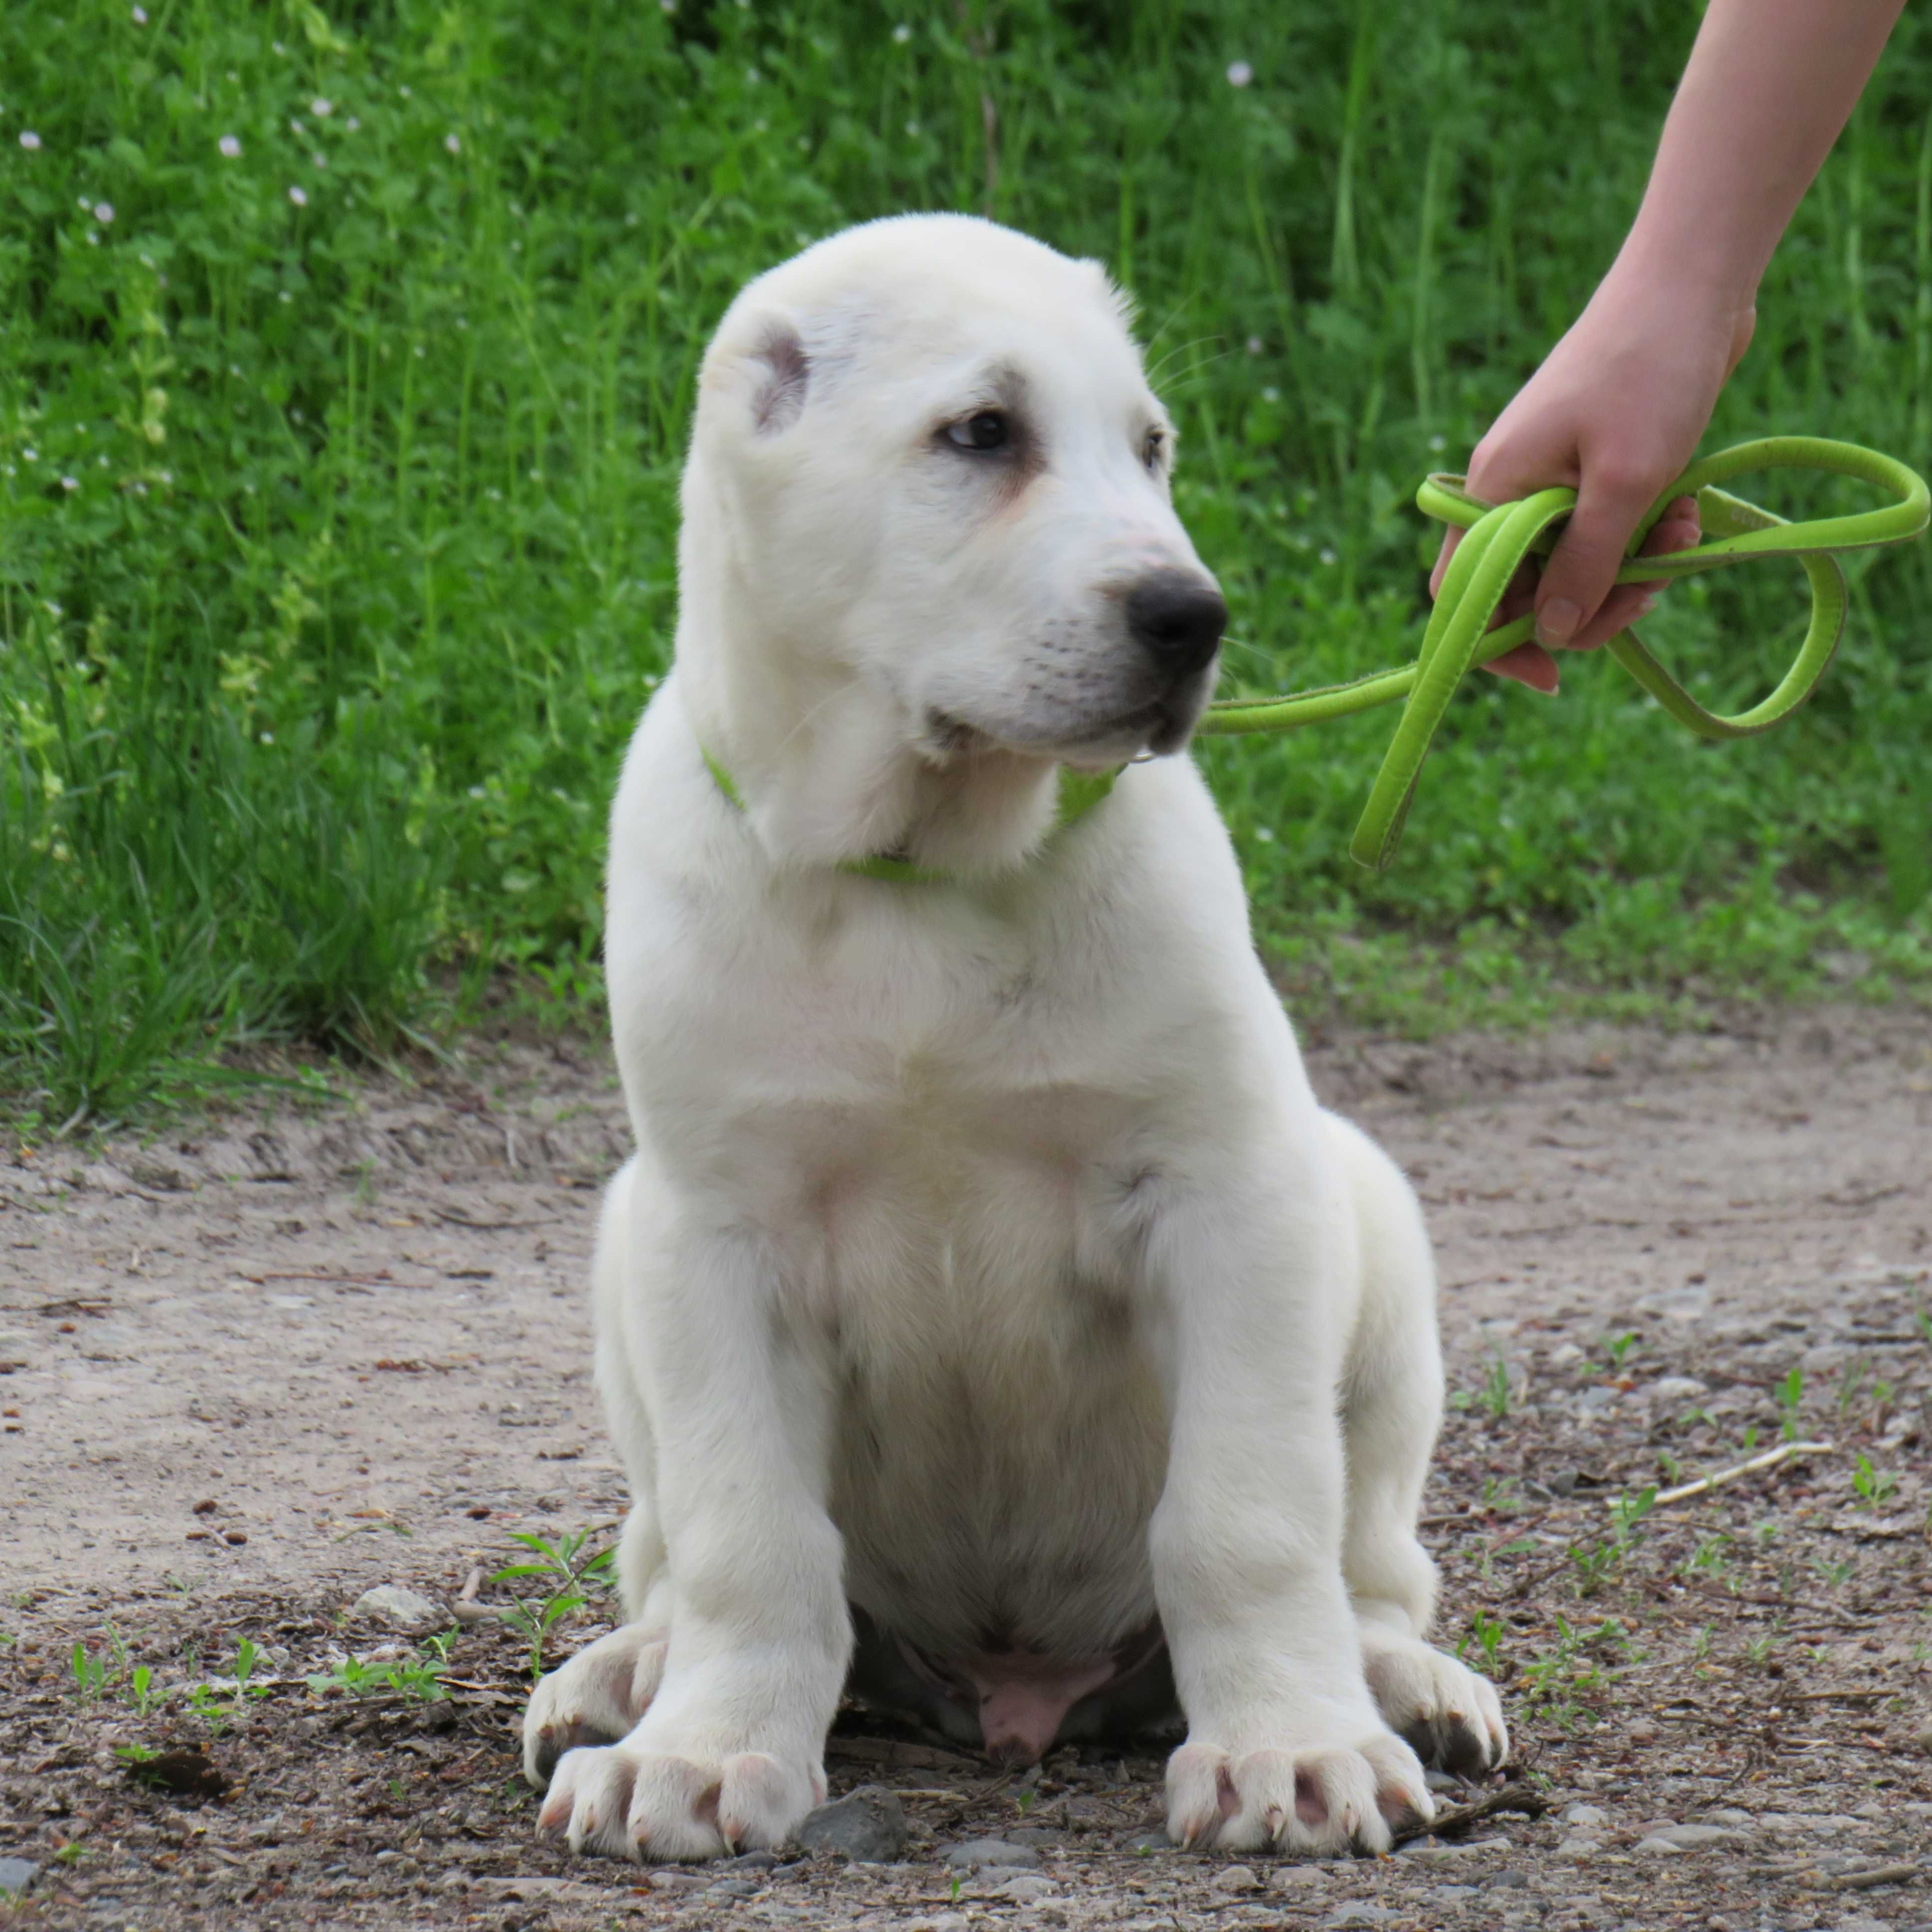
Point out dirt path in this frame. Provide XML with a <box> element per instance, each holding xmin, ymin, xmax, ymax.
<box><xmin>2</xmin><ymin>1008</ymin><xmax>1929</xmax><ymax>1931</ymax></box>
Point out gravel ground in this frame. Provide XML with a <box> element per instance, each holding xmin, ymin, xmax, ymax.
<box><xmin>1</xmin><ymin>1005</ymin><xmax>1929</xmax><ymax>1932</ymax></box>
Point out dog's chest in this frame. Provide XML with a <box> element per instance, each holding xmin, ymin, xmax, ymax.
<box><xmin>683</xmin><ymin>913</ymin><xmax>1177</xmax><ymax>1651</ymax></box>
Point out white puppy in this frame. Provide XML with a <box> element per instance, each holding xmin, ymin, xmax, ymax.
<box><xmin>521</xmin><ymin>213</ymin><xmax>1506</xmax><ymax>1864</ymax></box>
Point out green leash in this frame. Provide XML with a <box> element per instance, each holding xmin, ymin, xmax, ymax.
<box><xmin>703</xmin><ymin>437</ymin><xmax>1926</xmax><ymax>882</ymax></box>
<box><xmin>1199</xmin><ymin>435</ymin><xmax>1928</xmax><ymax>870</ymax></box>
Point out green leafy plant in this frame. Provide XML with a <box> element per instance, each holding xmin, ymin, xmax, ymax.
<box><xmin>1850</xmin><ymin>1454</ymin><xmax>1896</xmax><ymax>1511</ymax></box>
<box><xmin>1598</xmin><ymin>1331</ymin><xmax>1640</xmax><ymax>1373</ymax></box>
<box><xmin>491</xmin><ymin>1530</ymin><xmax>618</xmax><ymax>1683</ymax></box>
<box><xmin>1461</xmin><ymin>1609</ymin><xmax>1506</xmax><ymax>1675</ymax></box>
<box><xmin>307</xmin><ymin>1631</ymin><xmax>454</xmax><ymax>1703</ymax></box>
<box><xmin>1777</xmin><ymin>1367</ymin><xmax>1805</xmax><ymax>1443</ymax></box>
<box><xmin>70</xmin><ymin>1641</ymin><xmax>112</xmax><ymax>1701</ymax></box>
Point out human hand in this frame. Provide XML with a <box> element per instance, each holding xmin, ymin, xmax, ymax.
<box><xmin>1432</xmin><ymin>275</ymin><xmax>1756</xmax><ymax>691</ymax></box>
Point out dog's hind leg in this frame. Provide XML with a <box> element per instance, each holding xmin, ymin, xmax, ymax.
<box><xmin>522</xmin><ymin>1157</ymin><xmax>672</xmax><ymax>1786</ymax></box>
<box><xmin>1326</xmin><ymin>1114</ymin><xmax>1509</xmax><ymax>1777</ymax></box>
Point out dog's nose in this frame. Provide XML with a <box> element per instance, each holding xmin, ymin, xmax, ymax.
<box><xmin>1125</xmin><ymin>569</ymin><xmax>1228</xmax><ymax>677</ymax></box>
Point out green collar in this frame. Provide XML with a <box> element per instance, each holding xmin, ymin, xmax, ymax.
<box><xmin>700</xmin><ymin>747</ymin><xmax>1120</xmax><ymax>884</ymax></box>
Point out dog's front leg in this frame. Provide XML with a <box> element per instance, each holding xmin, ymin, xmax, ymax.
<box><xmin>1147</xmin><ymin>1164</ymin><xmax>1433</xmax><ymax>1858</ymax></box>
<box><xmin>538</xmin><ymin>1220</ymin><xmax>848</xmax><ymax>1863</ymax></box>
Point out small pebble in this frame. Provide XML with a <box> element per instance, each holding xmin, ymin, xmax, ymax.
<box><xmin>351</xmin><ymin>1584</ymin><xmax>442</xmax><ymax>1629</ymax></box>
<box><xmin>0</xmin><ymin>1861</ymin><xmax>38</xmax><ymax>1898</ymax></box>
<box><xmin>646</xmin><ymin>1870</ymin><xmax>708</xmax><ymax>1892</ymax></box>
<box><xmin>1564</xmin><ymin>1804</ymin><xmax>1610</xmax><ymax>1829</ymax></box>
<box><xmin>942</xmin><ymin>1838</ymin><xmax>1040</xmax><ymax>1871</ymax></box>
<box><xmin>1634</xmin><ymin>1835</ymin><xmax>1686</xmax><ymax>1856</ymax></box>
<box><xmin>1214</xmin><ymin>1864</ymin><xmax>1263</xmax><ymax>1893</ymax></box>
<box><xmin>796</xmin><ymin>1785</ymin><xmax>908</xmax><ymax>1863</ymax></box>
<box><xmin>222</xmin><ymin>1529</ymin><xmax>248</xmax><ymax>1545</ymax></box>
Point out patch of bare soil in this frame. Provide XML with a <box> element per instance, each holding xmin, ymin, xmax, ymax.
<box><xmin>2</xmin><ymin>1008</ymin><xmax>1929</xmax><ymax>1932</ymax></box>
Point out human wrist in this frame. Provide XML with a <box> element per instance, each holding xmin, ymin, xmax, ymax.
<box><xmin>1608</xmin><ymin>206</ymin><xmax>1766</xmax><ymax>322</ymax></box>
<box><xmin>1585</xmin><ymin>235</ymin><xmax>1758</xmax><ymax>354</ymax></box>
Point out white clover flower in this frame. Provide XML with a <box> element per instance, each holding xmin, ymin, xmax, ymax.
<box><xmin>660</xmin><ymin>0</ymin><xmax>674</xmax><ymax>11</ymax></box>
<box><xmin>311</xmin><ymin>97</ymin><xmax>333</xmax><ymax>117</ymax></box>
<box><xmin>399</xmin><ymin>84</ymin><xmax>411</xmax><ymax>98</ymax></box>
<box><xmin>313</xmin><ymin>151</ymin><xmax>326</xmax><ymax>167</ymax></box>
<box><xmin>1246</xmin><ymin>335</ymin><xmax>1264</xmax><ymax>355</ymax></box>
<box><xmin>345</xmin><ymin>115</ymin><xmax>360</xmax><ymax>132</ymax></box>
<box><xmin>87</xmin><ymin>230</ymin><xmax>100</xmax><ymax>245</ymax></box>
<box><xmin>22</xmin><ymin>447</ymin><xmax>37</xmax><ymax>462</ymax></box>
<box><xmin>1226</xmin><ymin>59</ymin><xmax>1253</xmax><ymax>87</ymax></box>
<box><xmin>1254</xmin><ymin>825</ymin><xmax>1276</xmax><ymax>842</ymax></box>
<box><xmin>1319</xmin><ymin>546</ymin><xmax>1338</xmax><ymax>566</ymax></box>
<box><xmin>905</xmin><ymin>118</ymin><xmax>920</xmax><ymax>137</ymax></box>
<box><xmin>290</xmin><ymin>118</ymin><xmax>305</xmax><ymax>134</ymax></box>
<box><xmin>288</xmin><ymin>185</ymin><xmax>308</xmax><ymax>206</ymax></box>
<box><xmin>892</xmin><ymin>21</ymin><xmax>911</xmax><ymax>41</ymax></box>
<box><xmin>44</xmin><ymin>599</ymin><xmax>61</xmax><ymax>614</ymax></box>
<box><xmin>1262</xmin><ymin>386</ymin><xmax>1280</xmax><ymax>403</ymax></box>
<box><xmin>1429</xmin><ymin>434</ymin><xmax>1447</xmax><ymax>453</ymax></box>
<box><xmin>132</xmin><ymin>4</ymin><xmax>148</xmax><ymax>20</ymax></box>
<box><xmin>219</xmin><ymin>134</ymin><xmax>241</xmax><ymax>158</ymax></box>
<box><xmin>79</xmin><ymin>195</ymin><xmax>92</xmax><ymax>210</ymax></box>
<box><xmin>444</xmin><ymin>132</ymin><xmax>461</xmax><ymax>153</ymax></box>
<box><xmin>60</xmin><ymin>475</ymin><xmax>78</xmax><ymax>491</ymax></box>
<box><xmin>21</xmin><ymin>131</ymin><xmax>42</xmax><ymax>151</ymax></box>
<box><xmin>260</xmin><ymin>731</ymin><xmax>275</xmax><ymax>745</ymax></box>
<box><xmin>93</xmin><ymin>201</ymin><xmax>114</xmax><ymax>224</ymax></box>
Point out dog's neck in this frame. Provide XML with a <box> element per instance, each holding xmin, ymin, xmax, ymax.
<box><xmin>677</xmin><ymin>562</ymin><xmax>1064</xmax><ymax>879</ymax></box>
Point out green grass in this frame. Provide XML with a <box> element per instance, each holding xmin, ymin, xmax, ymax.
<box><xmin>4</xmin><ymin>0</ymin><xmax>1931</xmax><ymax>1121</ymax></box>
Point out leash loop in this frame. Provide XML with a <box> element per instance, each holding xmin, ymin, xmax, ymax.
<box><xmin>1196</xmin><ymin>436</ymin><xmax>1929</xmax><ymax>872</ymax></box>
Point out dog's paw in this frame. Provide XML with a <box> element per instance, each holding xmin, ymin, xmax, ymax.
<box><xmin>1165</xmin><ymin>1727</ymin><xmax>1430</xmax><ymax>1857</ymax></box>
<box><xmin>522</xmin><ymin>1624</ymin><xmax>668</xmax><ymax>1788</ymax></box>
<box><xmin>535</xmin><ymin>1739</ymin><xmax>824</xmax><ymax>1863</ymax></box>
<box><xmin>1362</xmin><ymin>1633</ymin><xmax>1508</xmax><ymax>1777</ymax></box>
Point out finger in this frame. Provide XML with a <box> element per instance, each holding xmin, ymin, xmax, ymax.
<box><xmin>1568</xmin><ymin>585</ymin><xmax>1659</xmax><ymax>651</ymax></box>
<box><xmin>1531</xmin><ymin>469</ymin><xmax>1661</xmax><ymax>651</ymax></box>
<box><xmin>1429</xmin><ymin>526</ymin><xmax>1465</xmax><ymax>600</ymax></box>
<box><xmin>1567</xmin><ymin>496</ymin><xmax>1701</xmax><ymax>649</ymax></box>
<box><xmin>1479</xmin><ymin>641</ymin><xmax>1560</xmax><ymax>693</ymax></box>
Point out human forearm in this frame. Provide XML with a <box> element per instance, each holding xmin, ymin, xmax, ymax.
<box><xmin>1613</xmin><ymin>0</ymin><xmax>1906</xmax><ymax>309</ymax></box>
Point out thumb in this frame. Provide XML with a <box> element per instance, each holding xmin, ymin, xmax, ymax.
<box><xmin>1531</xmin><ymin>469</ymin><xmax>1658</xmax><ymax>649</ymax></box>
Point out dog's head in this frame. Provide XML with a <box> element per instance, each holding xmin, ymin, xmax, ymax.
<box><xmin>681</xmin><ymin>216</ymin><xmax>1225</xmax><ymax>777</ymax></box>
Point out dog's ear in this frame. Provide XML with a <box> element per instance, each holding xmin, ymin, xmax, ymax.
<box><xmin>747</xmin><ymin>321</ymin><xmax>810</xmax><ymax>435</ymax></box>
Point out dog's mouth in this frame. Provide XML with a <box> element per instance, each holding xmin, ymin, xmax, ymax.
<box><xmin>928</xmin><ymin>690</ymin><xmax>1206</xmax><ymax>768</ymax></box>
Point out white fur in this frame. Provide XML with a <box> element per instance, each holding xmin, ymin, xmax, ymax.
<box><xmin>523</xmin><ymin>214</ymin><xmax>1505</xmax><ymax>1863</ymax></box>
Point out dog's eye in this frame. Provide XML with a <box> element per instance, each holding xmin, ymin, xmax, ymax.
<box><xmin>947</xmin><ymin>411</ymin><xmax>1011</xmax><ymax>453</ymax></box>
<box><xmin>1141</xmin><ymin>427</ymin><xmax>1166</xmax><ymax>471</ymax></box>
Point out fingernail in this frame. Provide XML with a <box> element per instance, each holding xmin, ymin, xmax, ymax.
<box><xmin>1535</xmin><ymin>598</ymin><xmax>1581</xmax><ymax>647</ymax></box>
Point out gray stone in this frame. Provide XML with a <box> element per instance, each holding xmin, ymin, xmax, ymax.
<box><xmin>1634</xmin><ymin>1835</ymin><xmax>1686</xmax><ymax>1855</ymax></box>
<box><xmin>796</xmin><ymin>1785</ymin><xmax>908</xmax><ymax>1863</ymax></box>
<box><xmin>1273</xmin><ymin>1865</ymin><xmax>1331</xmax><ymax>1888</ymax></box>
<box><xmin>351</xmin><ymin>1584</ymin><xmax>443</xmax><ymax>1629</ymax></box>
<box><xmin>1214</xmin><ymin>1864</ymin><xmax>1264</xmax><ymax>1892</ymax></box>
<box><xmin>646</xmin><ymin>1869</ymin><xmax>709</xmax><ymax>1891</ymax></box>
<box><xmin>707</xmin><ymin>1877</ymin><xmax>761</xmax><ymax>1897</ymax></box>
<box><xmin>1702</xmin><ymin>1808</ymin><xmax>1754</xmax><ymax>1827</ymax></box>
<box><xmin>719</xmin><ymin>1850</ymin><xmax>781</xmax><ymax>1871</ymax></box>
<box><xmin>1554</xmin><ymin>1836</ymin><xmax>1601</xmax><ymax>1858</ymax></box>
<box><xmin>1564</xmin><ymin>1804</ymin><xmax>1610</xmax><ymax>1829</ymax></box>
<box><xmin>1326</xmin><ymin>1908</ymin><xmax>1397</xmax><ymax>1928</ymax></box>
<box><xmin>1425</xmin><ymin>1769</ymin><xmax>1463</xmax><ymax>1793</ymax></box>
<box><xmin>1648</xmin><ymin>1823</ymin><xmax>1740</xmax><ymax>1849</ymax></box>
<box><xmin>943</xmin><ymin>1837</ymin><xmax>1040</xmax><ymax>1871</ymax></box>
<box><xmin>1487</xmin><ymin>1869</ymin><xmax>1532</xmax><ymax>1888</ymax></box>
<box><xmin>1647</xmin><ymin>1376</ymin><xmax>1710</xmax><ymax>1404</ymax></box>
<box><xmin>1122</xmin><ymin>1830</ymin><xmax>1171</xmax><ymax>1853</ymax></box>
<box><xmin>0</xmin><ymin>1861</ymin><xmax>37</xmax><ymax>1897</ymax></box>
<box><xmin>984</xmin><ymin>1874</ymin><xmax>1055</xmax><ymax>1903</ymax></box>
<box><xmin>1006</xmin><ymin>1825</ymin><xmax>1066</xmax><ymax>1846</ymax></box>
